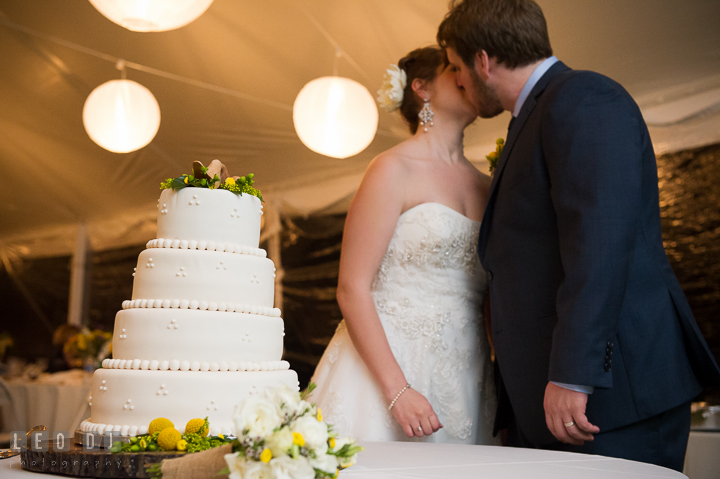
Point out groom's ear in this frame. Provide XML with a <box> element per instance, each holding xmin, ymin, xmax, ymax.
<box><xmin>475</xmin><ymin>50</ymin><xmax>490</xmax><ymax>79</ymax></box>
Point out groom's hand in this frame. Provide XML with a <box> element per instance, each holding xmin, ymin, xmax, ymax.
<box><xmin>543</xmin><ymin>382</ymin><xmax>600</xmax><ymax>445</ymax></box>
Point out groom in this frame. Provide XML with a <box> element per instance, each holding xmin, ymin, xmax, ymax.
<box><xmin>438</xmin><ymin>0</ymin><xmax>720</xmax><ymax>470</ymax></box>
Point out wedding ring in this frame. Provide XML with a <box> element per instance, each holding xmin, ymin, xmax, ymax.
<box><xmin>417</xmin><ymin>426</ymin><xmax>423</xmax><ymax>431</ymax></box>
<box><xmin>564</xmin><ymin>421</ymin><xmax>575</xmax><ymax>428</ymax></box>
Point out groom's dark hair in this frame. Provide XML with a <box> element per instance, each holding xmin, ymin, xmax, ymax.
<box><xmin>437</xmin><ymin>0</ymin><xmax>552</xmax><ymax>69</ymax></box>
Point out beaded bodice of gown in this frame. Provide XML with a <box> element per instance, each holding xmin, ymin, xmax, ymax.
<box><xmin>369</xmin><ymin>202</ymin><xmax>495</xmax><ymax>440</ymax></box>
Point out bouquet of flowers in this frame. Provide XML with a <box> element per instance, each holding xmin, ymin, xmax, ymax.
<box><xmin>224</xmin><ymin>384</ymin><xmax>361</xmax><ymax>478</ymax></box>
<box><xmin>63</xmin><ymin>328</ymin><xmax>112</xmax><ymax>370</ymax></box>
<box><xmin>147</xmin><ymin>384</ymin><xmax>362</xmax><ymax>479</ymax></box>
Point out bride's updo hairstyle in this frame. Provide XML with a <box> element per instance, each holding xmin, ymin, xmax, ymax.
<box><xmin>398</xmin><ymin>47</ymin><xmax>446</xmax><ymax>134</ymax></box>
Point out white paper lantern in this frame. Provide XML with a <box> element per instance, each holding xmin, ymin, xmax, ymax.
<box><xmin>88</xmin><ymin>0</ymin><xmax>213</xmax><ymax>32</ymax></box>
<box><xmin>83</xmin><ymin>79</ymin><xmax>161</xmax><ymax>153</ymax></box>
<box><xmin>293</xmin><ymin>76</ymin><xmax>378</xmax><ymax>159</ymax></box>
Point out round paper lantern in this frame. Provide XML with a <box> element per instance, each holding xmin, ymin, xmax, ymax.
<box><xmin>83</xmin><ymin>79</ymin><xmax>161</xmax><ymax>153</ymax></box>
<box><xmin>88</xmin><ymin>0</ymin><xmax>214</xmax><ymax>32</ymax></box>
<box><xmin>293</xmin><ymin>76</ymin><xmax>378</xmax><ymax>159</ymax></box>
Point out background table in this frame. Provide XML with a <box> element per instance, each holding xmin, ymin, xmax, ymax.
<box><xmin>684</xmin><ymin>430</ymin><xmax>720</xmax><ymax>479</ymax></box>
<box><xmin>1</xmin><ymin>370</ymin><xmax>92</xmax><ymax>435</ymax></box>
<box><xmin>2</xmin><ymin>441</ymin><xmax>685</xmax><ymax>479</ymax></box>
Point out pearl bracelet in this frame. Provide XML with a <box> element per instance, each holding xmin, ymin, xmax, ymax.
<box><xmin>388</xmin><ymin>383</ymin><xmax>412</xmax><ymax>411</ymax></box>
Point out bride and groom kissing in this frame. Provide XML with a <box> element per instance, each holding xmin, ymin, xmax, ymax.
<box><xmin>309</xmin><ymin>0</ymin><xmax>720</xmax><ymax>472</ymax></box>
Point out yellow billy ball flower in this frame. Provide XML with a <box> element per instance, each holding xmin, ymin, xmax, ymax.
<box><xmin>225</xmin><ymin>177</ymin><xmax>236</xmax><ymax>186</ymax></box>
<box><xmin>148</xmin><ymin>418</ymin><xmax>174</xmax><ymax>435</ymax></box>
<box><xmin>176</xmin><ymin>439</ymin><xmax>188</xmax><ymax>451</ymax></box>
<box><xmin>292</xmin><ymin>432</ymin><xmax>305</xmax><ymax>447</ymax></box>
<box><xmin>487</xmin><ymin>151</ymin><xmax>498</xmax><ymax>160</ymax></box>
<box><xmin>218</xmin><ymin>434</ymin><xmax>224</xmax><ymax>440</ymax></box>
<box><xmin>316</xmin><ymin>408</ymin><xmax>323</xmax><ymax>422</ymax></box>
<box><xmin>260</xmin><ymin>448</ymin><xmax>272</xmax><ymax>463</ymax></box>
<box><xmin>496</xmin><ymin>138</ymin><xmax>504</xmax><ymax>145</ymax></box>
<box><xmin>185</xmin><ymin>418</ymin><xmax>208</xmax><ymax>437</ymax></box>
<box><xmin>157</xmin><ymin>428</ymin><xmax>182</xmax><ymax>451</ymax></box>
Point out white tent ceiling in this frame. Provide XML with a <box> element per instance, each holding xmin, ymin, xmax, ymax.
<box><xmin>1</xmin><ymin>0</ymin><xmax>719</xmax><ymax>258</ymax></box>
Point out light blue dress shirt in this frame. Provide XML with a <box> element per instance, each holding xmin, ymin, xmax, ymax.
<box><xmin>510</xmin><ymin>56</ymin><xmax>594</xmax><ymax>396</ymax></box>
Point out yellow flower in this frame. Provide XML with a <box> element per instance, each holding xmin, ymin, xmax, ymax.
<box><xmin>148</xmin><ymin>418</ymin><xmax>174</xmax><ymax>435</ymax></box>
<box><xmin>185</xmin><ymin>418</ymin><xmax>209</xmax><ymax>437</ymax></box>
<box><xmin>217</xmin><ymin>434</ymin><xmax>224</xmax><ymax>440</ymax></box>
<box><xmin>328</xmin><ymin>437</ymin><xmax>336</xmax><ymax>449</ymax></box>
<box><xmin>176</xmin><ymin>439</ymin><xmax>188</xmax><ymax>451</ymax></box>
<box><xmin>225</xmin><ymin>177</ymin><xmax>236</xmax><ymax>186</ymax></box>
<box><xmin>316</xmin><ymin>408</ymin><xmax>323</xmax><ymax>422</ymax></box>
<box><xmin>139</xmin><ymin>438</ymin><xmax>147</xmax><ymax>449</ymax></box>
<box><xmin>292</xmin><ymin>432</ymin><xmax>305</xmax><ymax>447</ymax></box>
<box><xmin>496</xmin><ymin>138</ymin><xmax>504</xmax><ymax>146</ymax></box>
<box><xmin>184</xmin><ymin>176</ymin><xmax>189</xmax><ymax>184</ymax></box>
<box><xmin>260</xmin><ymin>448</ymin><xmax>272</xmax><ymax>463</ymax></box>
<box><xmin>157</xmin><ymin>428</ymin><xmax>182</xmax><ymax>451</ymax></box>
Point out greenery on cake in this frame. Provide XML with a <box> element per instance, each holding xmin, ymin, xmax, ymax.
<box><xmin>111</xmin><ymin>417</ymin><xmax>231</xmax><ymax>454</ymax></box>
<box><xmin>160</xmin><ymin>159</ymin><xmax>263</xmax><ymax>201</ymax></box>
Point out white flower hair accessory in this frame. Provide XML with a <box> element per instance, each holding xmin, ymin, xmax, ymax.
<box><xmin>376</xmin><ymin>64</ymin><xmax>407</xmax><ymax>112</ymax></box>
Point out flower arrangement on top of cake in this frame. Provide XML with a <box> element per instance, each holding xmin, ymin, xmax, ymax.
<box><xmin>160</xmin><ymin>160</ymin><xmax>263</xmax><ymax>202</ymax></box>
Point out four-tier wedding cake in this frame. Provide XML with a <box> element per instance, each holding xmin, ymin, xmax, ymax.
<box><xmin>80</xmin><ymin>165</ymin><xmax>298</xmax><ymax>437</ymax></box>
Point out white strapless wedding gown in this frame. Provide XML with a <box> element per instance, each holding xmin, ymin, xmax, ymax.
<box><xmin>310</xmin><ymin>202</ymin><xmax>498</xmax><ymax>444</ymax></box>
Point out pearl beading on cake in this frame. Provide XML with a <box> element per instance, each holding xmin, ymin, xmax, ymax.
<box><xmin>146</xmin><ymin>238</ymin><xmax>267</xmax><ymax>258</ymax></box>
<box><xmin>121</xmin><ymin>299</ymin><xmax>281</xmax><ymax>317</ymax></box>
<box><xmin>79</xmin><ymin>419</ymin><xmax>233</xmax><ymax>438</ymax></box>
<box><xmin>101</xmin><ymin>358</ymin><xmax>290</xmax><ymax>372</ymax></box>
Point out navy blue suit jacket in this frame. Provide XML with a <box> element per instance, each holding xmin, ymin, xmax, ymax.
<box><xmin>478</xmin><ymin>61</ymin><xmax>720</xmax><ymax>446</ymax></box>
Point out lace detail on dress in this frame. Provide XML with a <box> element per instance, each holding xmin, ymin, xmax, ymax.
<box><xmin>311</xmin><ymin>203</ymin><xmax>497</xmax><ymax>444</ymax></box>
<box><xmin>369</xmin><ymin>204</ymin><xmax>493</xmax><ymax>441</ymax></box>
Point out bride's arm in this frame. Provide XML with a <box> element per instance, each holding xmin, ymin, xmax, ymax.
<box><xmin>337</xmin><ymin>154</ymin><xmax>442</xmax><ymax>438</ymax></box>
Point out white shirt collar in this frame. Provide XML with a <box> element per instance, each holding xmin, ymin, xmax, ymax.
<box><xmin>512</xmin><ymin>56</ymin><xmax>558</xmax><ymax>117</ymax></box>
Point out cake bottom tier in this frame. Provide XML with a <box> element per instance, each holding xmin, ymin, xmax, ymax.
<box><xmin>79</xmin><ymin>368</ymin><xmax>299</xmax><ymax>437</ymax></box>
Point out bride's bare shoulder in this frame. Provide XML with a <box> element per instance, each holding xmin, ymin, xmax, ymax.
<box><xmin>364</xmin><ymin>142</ymin><xmax>416</xmax><ymax>180</ymax></box>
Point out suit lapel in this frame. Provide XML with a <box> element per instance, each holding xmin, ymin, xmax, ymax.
<box><xmin>478</xmin><ymin>61</ymin><xmax>571</xmax><ymax>262</ymax></box>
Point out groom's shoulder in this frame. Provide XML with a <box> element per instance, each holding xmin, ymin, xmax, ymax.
<box><xmin>544</xmin><ymin>68</ymin><xmax>635</xmax><ymax>108</ymax></box>
<box><xmin>549</xmin><ymin>69</ymin><xmax>626</xmax><ymax>96</ymax></box>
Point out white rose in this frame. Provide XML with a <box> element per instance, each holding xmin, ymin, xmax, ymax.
<box><xmin>265</xmin><ymin>426</ymin><xmax>293</xmax><ymax>458</ymax></box>
<box><xmin>265</xmin><ymin>384</ymin><xmax>302</xmax><ymax>414</ymax></box>
<box><xmin>376</xmin><ymin>64</ymin><xmax>407</xmax><ymax>112</ymax></box>
<box><xmin>224</xmin><ymin>452</ymin><xmax>250</xmax><ymax>479</ymax></box>
<box><xmin>309</xmin><ymin>453</ymin><xmax>339</xmax><ymax>475</ymax></box>
<box><xmin>232</xmin><ymin>395</ymin><xmax>283</xmax><ymax>439</ymax></box>
<box><xmin>239</xmin><ymin>460</ymin><xmax>274</xmax><ymax>479</ymax></box>
<box><xmin>333</xmin><ymin>437</ymin><xmax>359</xmax><ymax>468</ymax></box>
<box><xmin>269</xmin><ymin>455</ymin><xmax>315</xmax><ymax>479</ymax></box>
<box><xmin>292</xmin><ymin>415</ymin><xmax>328</xmax><ymax>454</ymax></box>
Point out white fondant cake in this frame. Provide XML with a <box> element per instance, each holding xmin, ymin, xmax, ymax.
<box><xmin>80</xmin><ymin>186</ymin><xmax>298</xmax><ymax>437</ymax></box>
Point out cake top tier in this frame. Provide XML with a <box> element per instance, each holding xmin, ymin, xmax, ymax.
<box><xmin>156</xmin><ymin>161</ymin><xmax>263</xmax><ymax>248</ymax></box>
<box><xmin>157</xmin><ymin>188</ymin><xmax>262</xmax><ymax>249</ymax></box>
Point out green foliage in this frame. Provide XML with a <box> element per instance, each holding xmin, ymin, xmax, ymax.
<box><xmin>160</xmin><ymin>171</ymin><xmax>263</xmax><ymax>201</ymax></box>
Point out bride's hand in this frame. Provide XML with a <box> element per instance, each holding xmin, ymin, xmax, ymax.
<box><xmin>390</xmin><ymin>388</ymin><xmax>443</xmax><ymax>438</ymax></box>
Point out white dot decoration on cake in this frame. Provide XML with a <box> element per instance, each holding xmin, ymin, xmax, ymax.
<box><xmin>207</xmin><ymin>400</ymin><xmax>218</xmax><ymax>411</ymax></box>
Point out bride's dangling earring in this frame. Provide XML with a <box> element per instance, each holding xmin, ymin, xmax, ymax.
<box><xmin>418</xmin><ymin>98</ymin><xmax>434</xmax><ymax>132</ymax></box>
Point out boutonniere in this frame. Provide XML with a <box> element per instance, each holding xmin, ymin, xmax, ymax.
<box><xmin>486</xmin><ymin>138</ymin><xmax>504</xmax><ymax>176</ymax></box>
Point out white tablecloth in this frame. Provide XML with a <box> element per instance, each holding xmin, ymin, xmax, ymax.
<box><xmin>1</xmin><ymin>441</ymin><xmax>686</xmax><ymax>478</ymax></box>
<box><xmin>1</xmin><ymin>370</ymin><xmax>92</xmax><ymax>435</ymax></box>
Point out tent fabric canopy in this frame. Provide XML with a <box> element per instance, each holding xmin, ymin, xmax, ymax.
<box><xmin>1</xmin><ymin>0</ymin><xmax>719</xmax><ymax>259</ymax></box>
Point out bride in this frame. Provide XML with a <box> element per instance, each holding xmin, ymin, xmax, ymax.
<box><xmin>310</xmin><ymin>46</ymin><xmax>498</xmax><ymax>444</ymax></box>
